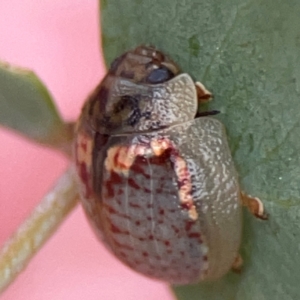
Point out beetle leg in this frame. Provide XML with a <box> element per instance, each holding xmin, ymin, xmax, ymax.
<box><xmin>241</xmin><ymin>192</ymin><xmax>268</xmax><ymax>220</ymax></box>
<box><xmin>231</xmin><ymin>254</ymin><xmax>243</xmax><ymax>273</ymax></box>
<box><xmin>195</xmin><ymin>81</ymin><xmax>212</xmax><ymax>103</ymax></box>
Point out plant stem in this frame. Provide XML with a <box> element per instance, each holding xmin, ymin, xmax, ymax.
<box><xmin>0</xmin><ymin>166</ymin><xmax>79</xmax><ymax>294</ymax></box>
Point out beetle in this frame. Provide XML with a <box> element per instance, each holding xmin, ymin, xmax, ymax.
<box><xmin>74</xmin><ymin>45</ymin><xmax>266</xmax><ymax>285</ymax></box>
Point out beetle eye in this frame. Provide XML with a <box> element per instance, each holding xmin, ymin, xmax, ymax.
<box><xmin>146</xmin><ymin>66</ymin><xmax>174</xmax><ymax>84</ymax></box>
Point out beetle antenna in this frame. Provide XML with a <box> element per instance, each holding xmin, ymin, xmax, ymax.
<box><xmin>195</xmin><ymin>110</ymin><xmax>220</xmax><ymax>118</ymax></box>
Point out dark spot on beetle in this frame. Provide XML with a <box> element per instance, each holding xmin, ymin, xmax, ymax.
<box><xmin>92</xmin><ymin>133</ymin><xmax>109</xmax><ymax>194</ymax></box>
<box><xmin>111</xmin><ymin>238</ymin><xmax>134</xmax><ymax>251</ymax></box>
<box><xmin>143</xmin><ymin>187</ymin><xmax>151</xmax><ymax>193</ymax></box>
<box><xmin>180</xmin><ymin>251</ymin><xmax>185</xmax><ymax>257</ymax></box>
<box><xmin>134</xmin><ymin>260</ymin><xmax>142</xmax><ymax>265</ymax></box>
<box><xmin>129</xmin><ymin>202</ymin><xmax>141</xmax><ymax>209</ymax></box>
<box><xmin>138</xmin><ymin>237</ymin><xmax>145</xmax><ymax>241</ymax></box>
<box><xmin>110</xmin><ymin>222</ymin><xmax>129</xmax><ymax>235</ymax></box>
<box><xmin>181</xmin><ymin>202</ymin><xmax>192</xmax><ymax>210</ymax></box>
<box><xmin>78</xmin><ymin>163</ymin><xmax>92</xmax><ymax>198</ymax></box>
<box><xmin>188</xmin><ymin>232</ymin><xmax>201</xmax><ymax>239</ymax></box>
<box><xmin>156</xmin><ymin>188</ymin><xmax>163</xmax><ymax>194</ymax></box>
<box><xmin>185</xmin><ymin>265</ymin><xmax>191</xmax><ymax>269</ymax></box>
<box><xmin>130</xmin><ymin>162</ymin><xmax>151</xmax><ymax>179</ymax></box>
<box><xmin>147</xmin><ymin>216</ymin><xmax>152</xmax><ymax>221</ymax></box>
<box><xmin>143</xmin><ymin>111</ymin><xmax>151</xmax><ymax>120</ymax></box>
<box><xmin>104</xmin><ymin>204</ymin><xmax>130</xmax><ymax>219</ymax></box>
<box><xmin>128</xmin><ymin>178</ymin><xmax>141</xmax><ymax>190</ymax></box>
<box><xmin>104</xmin><ymin>204</ymin><xmax>117</xmax><ymax>214</ymax></box>
<box><xmin>120</xmin><ymin>251</ymin><xmax>128</xmax><ymax>258</ymax></box>
<box><xmin>146</xmin><ymin>203</ymin><xmax>153</xmax><ymax>209</ymax></box>
<box><xmin>158</xmin><ymin>220</ymin><xmax>164</xmax><ymax>224</ymax></box>
<box><xmin>172</xmin><ymin>226</ymin><xmax>180</xmax><ymax>234</ymax></box>
<box><xmin>177</xmin><ymin>178</ymin><xmax>189</xmax><ymax>189</ymax></box>
<box><xmin>113</xmin><ymin>95</ymin><xmax>146</xmax><ymax>127</ymax></box>
<box><xmin>142</xmin><ymin>252</ymin><xmax>149</xmax><ymax>257</ymax></box>
<box><xmin>164</xmin><ymin>241</ymin><xmax>170</xmax><ymax>247</ymax></box>
<box><xmin>155</xmin><ymin>255</ymin><xmax>161</xmax><ymax>260</ymax></box>
<box><xmin>159</xmin><ymin>209</ymin><xmax>165</xmax><ymax>215</ymax></box>
<box><xmin>185</xmin><ymin>221</ymin><xmax>194</xmax><ymax>232</ymax></box>
<box><xmin>203</xmin><ymin>255</ymin><xmax>208</xmax><ymax>261</ymax></box>
<box><xmin>104</xmin><ymin>172</ymin><xmax>123</xmax><ymax>198</ymax></box>
<box><xmin>148</xmin><ymin>235</ymin><xmax>154</xmax><ymax>240</ymax></box>
<box><xmin>135</xmin><ymin>220</ymin><xmax>141</xmax><ymax>226</ymax></box>
<box><xmin>80</xmin><ymin>140</ymin><xmax>87</xmax><ymax>152</ymax></box>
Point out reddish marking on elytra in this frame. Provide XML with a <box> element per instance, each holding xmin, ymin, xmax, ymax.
<box><xmin>120</xmin><ymin>251</ymin><xmax>128</xmax><ymax>258</ymax></box>
<box><xmin>128</xmin><ymin>178</ymin><xmax>141</xmax><ymax>190</ymax></box>
<box><xmin>171</xmin><ymin>225</ymin><xmax>180</xmax><ymax>234</ymax></box>
<box><xmin>112</xmin><ymin>238</ymin><xmax>134</xmax><ymax>251</ymax></box>
<box><xmin>185</xmin><ymin>221</ymin><xmax>194</xmax><ymax>231</ymax></box>
<box><xmin>130</xmin><ymin>163</ymin><xmax>151</xmax><ymax>179</ymax></box>
<box><xmin>147</xmin><ymin>203</ymin><xmax>153</xmax><ymax>209</ymax></box>
<box><xmin>80</xmin><ymin>140</ymin><xmax>87</xmax><ymax>152</ymax></box>
<box><xmin>178</xmin><ymin>178</ymin><xmax>189</xmax><ymax>188</ymax></box>
<box><xmin>110</xmin><ymin>222</ymin><xmax>129</xmax><ymax>235</ymax></box>
<box><xmin>143</xmin><ymin>187</ymin><xmax>151</xmax><ymax>193</ymax></box>
<box><xmin>159</xmin><ymin>209</ymin><xmax>165</xmax><ymax>215</ymax></box>
<box><xmin>180</xmin><ymin>251</ymin><xmax>185</xmax><ymax>257</ymax></box>
<box><xmin>103</xmin><ymin>203</ymin><xmax>130</xmax><ymax>219</ymax></box>
<box><xmin>113</xmin><ymin>151</ymin><xmax>119</xmax><ymax>167</ymax></box>
<box><xmin>147</xmin><ymin>216</ymin><xmax>152</xmax><ymax>221</ymax></box>
<box><xmin>148</xmin><ymin>234</ymin><xmax>154</xmax><ymax>240</ymax></box>
<box><xmin>78</xmin><ymin>163</ymin><xmax>92</xmax><ymax>198</ymax></box>
<box><xmin>181</xmin><ymin>202</ymin><xmax>192</xmax><ymax>210</ymax></box>
<box><xmin>129</xmin><ymin>202</ymin><xmax>141</xmax><ymax>208</ymax></box>
<box><xmin>105</xmin><ymin>204</ymin><xmax>117</xmax><ymax>214</ymax></box>
<box><xmin>156</xmin><ymin>188</ymin><xmax>163</xmax><ymax>194</ymax></box>
<box><xmin>138</xmin><ymin>237</ymin><xmax>145</xmax><ymax>241</ymax></box>
<box><xmin>135</xmin><ymin>220</ymin><xmax>141</xmax><ymax>226</ymax></box>
<box><xmin>142</xmin><ymin>252</ymin><xmax>149</xmax><ymax>257</ymax></box>
<box><xmin>188</xmin><ymin>232</ymin><xmax>201</xmax><ymax>239</ymax></box>
<box><xmin>164</xmin><ymin>240</ymin><xmax>170</xmax><ymax>247</ymax></box>
<box><xmin>105</xmin><ymin>171</ymin><xmax>123</xmax><ymax>198</ymax></box>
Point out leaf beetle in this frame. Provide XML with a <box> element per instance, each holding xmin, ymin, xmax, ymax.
<box><xmin>74</xmin><ymin>45</ymin><xmax>266</xmax><ymax>285</ymax></box>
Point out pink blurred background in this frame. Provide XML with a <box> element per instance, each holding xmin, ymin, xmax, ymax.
<box><xmin>0</xmin><ymin>1</ymin><xmax>173</xmax><ymax>299</ymax></box>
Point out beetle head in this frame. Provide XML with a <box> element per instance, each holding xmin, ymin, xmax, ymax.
<box><xmin>109</xmin><ymin>45</ymin><xmax>180</xmax><ymax>84</ymax></box>
<box><xmin>80</xmin><ymin>46</ymin><xmax>194</xmax><ymax>135</ymax></box>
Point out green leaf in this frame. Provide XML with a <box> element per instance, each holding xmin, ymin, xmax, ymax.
<box><xmin>0</xmin><ymin>62</ymin><xmax>72</xmax><ymax>152</ymax></box>
<box><xmin>101</xmin><ymin>0</ymin><xmax>300</xmax><ymax>299</ymax></box>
